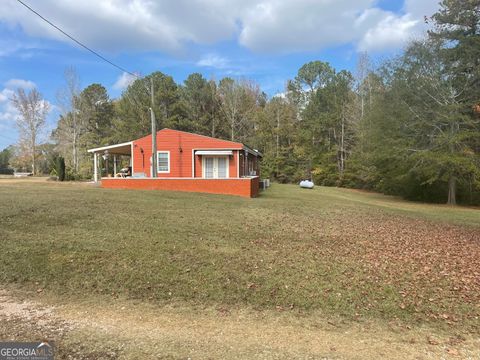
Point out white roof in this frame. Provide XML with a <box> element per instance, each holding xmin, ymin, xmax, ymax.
<box><xmin>195</xmin><ymin>150</ymin><xmax>233</xmax><ymax>155</ymax></box>
<box><xmin>87</xmin><ymin>141</ymin><xmax>133</xmax><ymax>154</ymax></box>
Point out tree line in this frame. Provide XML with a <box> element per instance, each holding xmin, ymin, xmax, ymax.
<box><xmin>4</xmin><ymin>0</ymin><xmax>479</xmax><ymax>205</ymax></box>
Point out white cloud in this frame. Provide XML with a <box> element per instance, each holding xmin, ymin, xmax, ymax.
<box><xmin>404</xmin><ymin>0</ymin><xmax>440</xmax><ymax>19</ymax></box>
<box><xmin>357</xmin><ymin>12</ymin><xmax>418</xmax><ymax>51</ymax></box>
<box><xmin>196</xmin><ymin>54</ymin><xmax>229</xmax><ymax>69</ymax></box>
<box><xmin>4</xmin><ymin>79</ymin><xmax>36</xmax><ymax>90</ymax></box>
<box><xmin>0</xmin><ymin>88</ymin><xmax>19</xmax><ymax>123</ymax></box>
<box><xmin>0</xmin><ymin>79</ymin><xmax>38</xmax><ymax>122</ymax></box>
<box><xmin>112</xmin><ymin>72</ymin><xmax>138</xmax><ymax>90</ymax></box>
<box><xmin>239</xmin><ymin>0</ymin><xmax>439</xmax><ymax>53</ymax></box>
<box><xmin>239</xmin><ymin>0</ymin><xmax>374</xmax><ymax>53</ymax></box>
<box><xmin>0</xmin><ymin>88</ymin><xmax>14</xmax><ymax>103</ymax></box>
<box><xmin>0</xmin><ymin>104</ymin><xmax>18</xmax><ymax>122</ymax></box>
<box><xmin>1</xmin><ymin>0</ymin><xmax>240</xmax><ymax>54</ymax></box>
<box><xmin>356</xmin><ymin>0</ymin><xmax>439</xmax><ymax>52</ymax></box>
<box><xmin>0</xmin><ymin>0</ymin><xmax>441</xmax><ymax>54</ymax></box>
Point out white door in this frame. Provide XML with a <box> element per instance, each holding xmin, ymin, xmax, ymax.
<box><xmin>217</xmin><ymin>157</ymin><xmax>227</xmax><ymax>178</ymax></box>
<box><xmin>203</xmin><ymin>157</ymin><xmax>228</xmax><ymax>178</ymax></box>
<box><xmin>204</xmin><ymin>157</ymin><xmax>214</xmax><ymax>178</ymax></box>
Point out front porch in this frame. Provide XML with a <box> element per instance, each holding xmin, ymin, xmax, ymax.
<box><xmin>87</xmin><ymin>141</ymin><xmax>133</xmax><ymax>182</ymax></box>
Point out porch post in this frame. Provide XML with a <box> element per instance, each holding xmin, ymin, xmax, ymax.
<box><xmin>244</xmin><ymin>150</ymin><xmax>248</xmax><ymax>176</ymax></box>
<box><xmin>113</xmin><ymin>155</ymin><xmax>117</xmax><ymax>176</ymax></box>
<box><xmin>236</xmin><ymin>150</ymin><xmax>239</xmax><ymax>178</ymax></box>
<box><xmin>93</xmin><ymin>153</ymin><xmax>98</xmax><ymax>182</ymax></box>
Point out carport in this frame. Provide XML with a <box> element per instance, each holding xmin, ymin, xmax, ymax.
<box><xmin>87</xmin><ymin>141</ymin><xmax>133</xmax><ymax>182</ymax></box>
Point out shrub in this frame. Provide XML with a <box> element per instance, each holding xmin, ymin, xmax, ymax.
<box><xmin>56</xmin><ymin>157</ymin><xmax>66</xmax><ymax>181</ymax></box>
<box><xmin>0</xmin><ymin>168</ymin><xmax>14</xmax><ymax>175</ymax></box>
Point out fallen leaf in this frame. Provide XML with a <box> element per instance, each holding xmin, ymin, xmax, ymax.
<box><xmin>446</xmin><ymin>348</ymin><xmax>459</xmax><ymax>355</ymax></box>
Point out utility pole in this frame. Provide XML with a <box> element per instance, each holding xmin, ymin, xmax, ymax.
<box><xmin>150</xmin><ymin>77</ymin><xmax>157</xmax><ymax>177</ymax></box>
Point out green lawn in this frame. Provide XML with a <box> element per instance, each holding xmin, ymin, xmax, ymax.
<box><xmin>1</xmin><ymin>180</ymin><xmax>479</xmax><ymax>331</ymax></box>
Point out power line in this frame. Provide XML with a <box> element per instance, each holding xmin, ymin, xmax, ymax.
<box><xmin>15</xmin><ymin>0</ymin><xmax>139</xmax><ymax>78</ymax></box>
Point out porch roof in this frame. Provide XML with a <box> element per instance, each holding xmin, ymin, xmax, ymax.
<box><xmin>87</xmin><ymin>141</ymin><xmax>133</xmax><ymax>155</ymax></box>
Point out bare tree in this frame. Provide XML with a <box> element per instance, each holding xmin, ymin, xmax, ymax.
<box><xmin>355</xmin><ymin>52</ymin><xmax>372</xmax><ymax>121</ymax></box>
<box><xmin>208</xmin><ymin>77</ymin><xmax>219</xmax><ymax>138</ymax></box>
<box><xmin>218</xmin><ymin>78</ymin><xmax>259</xmax><ymax>142</ymax></box>
<box><xmin>55</xmin><ymin>67</ymin><xmax>82</xmax><ymax>173</ymax></box>
<box><xmin>11</xmin><ymin>88</ymin><xmax>50</xmax><ymax>175</ymax></box>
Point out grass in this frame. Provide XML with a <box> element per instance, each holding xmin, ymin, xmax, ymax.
<box><xmin>0</xmin><ymin>179</ymin><xmax>479</xmax><ymax>333</ymax></box>
<box><xmin>4</xmin><ymin>288</ymin><xmax>479</xmax><ymax>360</ymax></box>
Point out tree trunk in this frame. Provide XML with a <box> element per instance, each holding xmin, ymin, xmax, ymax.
<box><xmin>31</xmin><ymin>133</ymin><xmax>36</xmax><ymax>176</ymax></box>
<box><xmin>368</xmin><ymin>76</ymin><xmax>372</xmax><ymax>106</ymax></box>
<box><xmin>31</xmin><ymin>147</ymin><xmax>35</xmax><ymax>176</ymax></box>
<box><xmin>276</xmin><ymin>108</ymin><xmax>280</xmax><ymax>159</ymax></box>
<box><xmin>211</xmin><ymin>85</ymin><xmax>216</xmax><ymax>138</ymax></box>
<box><xmin>73</xmin><ymin>127</ymin><xmax>77</xmax><ymax>174</ymax></box>
<box><xmin>339</xmin><ymin>115</ymin><xmax>345</xmax><ymax>175</ymax></box>
<box><xmin>211</xmin><ymin>108</ymin><xmax>215</xmax><ymax>138</ymax></box>
<box><xmin>447</xmin><ymin>175</ymin><xmax>456</xmax><ymax>205</ymax></box>
<box><xmin>360</xmin><ymin>96</ymin><xmax>364</xmax><ymax>120</ymax></box>
<box><xmin>73</xmin><ymin>111</ymin><xmax>77</xmax><ymax>174</ymax></box>
<box><xmin>447</xmin><ymin>121</ymin><xmax>458</xmax><ymax>206</ymax></box>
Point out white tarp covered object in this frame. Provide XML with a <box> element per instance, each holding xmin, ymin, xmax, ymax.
<box><xmin>299</xmin><ymin>180</ymin><xmax>314</xmax><ymax>189</ymax></box>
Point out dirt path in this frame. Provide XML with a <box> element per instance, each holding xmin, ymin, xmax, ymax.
<box><xmin>0</xmin><ymin>290</ymin><xmax>478</xmax><ymax>359</ymax></box>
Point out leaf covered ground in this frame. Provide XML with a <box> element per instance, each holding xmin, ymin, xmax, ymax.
<box><xmin>0</xmin><ymin>179</ymin><xmax>479</xmax><ymax>334</ymax></box>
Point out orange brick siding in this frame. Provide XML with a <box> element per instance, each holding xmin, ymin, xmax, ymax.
<box><xmin>101</xmin><ymin>177</ymin><xmax>260</xmax><ymax>198</ymax></box>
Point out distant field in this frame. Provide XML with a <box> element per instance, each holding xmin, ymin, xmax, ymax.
<box><xmin>0</xmin><ymin>179</ymin><xmax>479</xmax><ymax>334</ymax></box>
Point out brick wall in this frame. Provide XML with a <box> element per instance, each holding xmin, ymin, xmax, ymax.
<box><xmin>101</xmin><ymin>177</ymin><xmax>260</xmax><ymax>198</ymax></box>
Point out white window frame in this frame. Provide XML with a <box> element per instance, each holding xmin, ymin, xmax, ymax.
<box><xmin>157</xmin><ymin>151</ymin><xmax>170</xmax><ymax>173</ymax></box>
<box><xmin>202</xmin><ymin>156</ymin><xmax>229</xmax><ymax>179</ymax></box>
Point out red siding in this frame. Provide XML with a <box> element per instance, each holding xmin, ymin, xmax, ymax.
<box><xmin>101</xmin><ymin>177</ymin><xmax>260</xmax><ymax>198</ymax></box>
<box><xmin>194</xmin><ymin>154</ymin><xmax>202</xmax><ymax>178</ymax></box>
<box><xmin>132</xmin><ymin>129</ymin><xmax>244</xmax><ymax>178</ymax></box>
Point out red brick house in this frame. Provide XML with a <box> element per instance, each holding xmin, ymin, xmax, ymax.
<box><xmin>87</xmin><ymin>129</ymin><xmax>261</xmax><ymax>197</ymax></box>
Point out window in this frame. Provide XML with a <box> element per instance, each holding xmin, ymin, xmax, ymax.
<box><xmin>157</xmin><ymin>151</ymin><xmax>170</xmax><ymax>173</ymax></box>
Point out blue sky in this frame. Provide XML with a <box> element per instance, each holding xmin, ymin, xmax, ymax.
<box><xmin>0</xmin><ymin>0</ymin><xmax>440</xmax><ymax>149</ymax></box>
